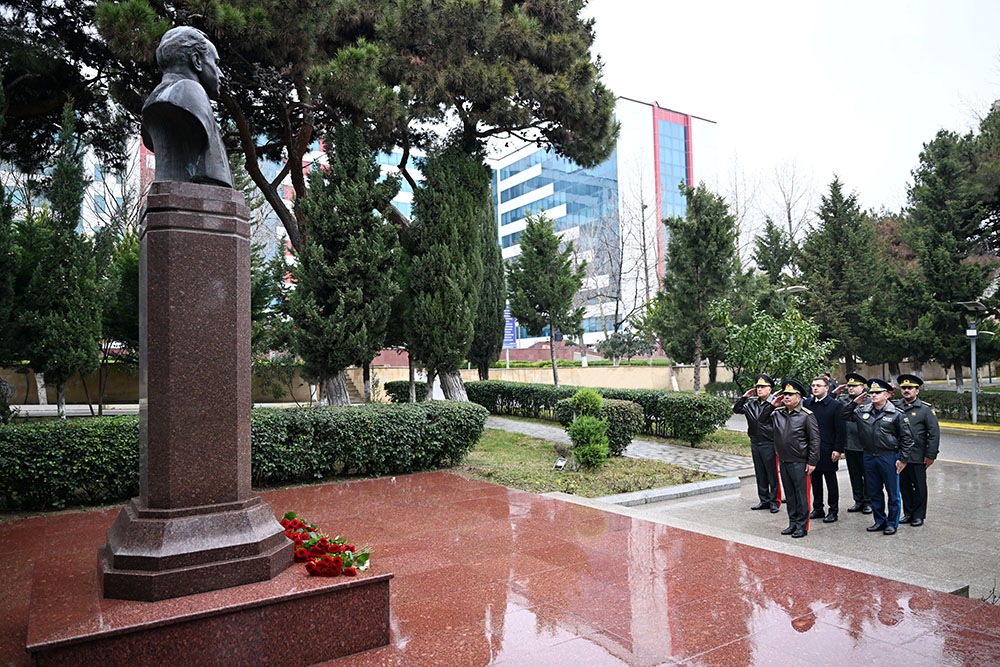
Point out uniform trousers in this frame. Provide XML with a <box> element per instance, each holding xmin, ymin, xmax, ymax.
<box><xmin>750</xmin><ymin>441</ymin><xmax>781</xmax><ymax>505</ymax></box>
<box><xmin>899</xmin><ymin>462</ymin><xmax>928</xmax><ymax>520</ymax></box>
<box><xmin>779</xmin><ymin>461</ymin><xmax>810</xmax><ymax>533</ymax></box>
<box><xmin>864</xmin><ymin>452</ymin><xmax>901</xmax><ymax>529</ymax></box>
<box><xmin>845</xmin><ymin>449</ymin><xmax>869</xmax><ymax>505</ymax></box>
<box><xmin>810</xmin><ymin>468</ymin><xmax>839</xmax><ymax>513</ymax></box>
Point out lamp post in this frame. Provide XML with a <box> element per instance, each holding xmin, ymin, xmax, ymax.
<box><xmin>958</xmin><ymin>301</ymin><xmax>987</xmax><ymax>424</ymax></box>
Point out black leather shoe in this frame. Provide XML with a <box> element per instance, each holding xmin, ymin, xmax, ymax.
<box><xmin>861</xmin><ymin>505</ymin><xmax>873</xmax><ymax>514</ymax></box>
<box><xmin>867</xmin><ymin>523</ymin><xmax>886</xmax><ymax>532</ymax></box>
<box><xmin>770</xmin><ymin>503</ymin><xmax>780</xmax><ymax>513</ymax></box>
<box><xmin>910</xmin><ymin>518</ymin><xmax>924</xmax><ymax>527</ymax></box>
<box><xmin>847</xmin><ymin>502</ymin><xmax>865</xmax><ymax>512</ymax></box>
<box><xmin>883</xmin><ymin>526</ymin><xmax>897</xmax><ymax>535</ymax></box>
<box><xmin>899</xmin><ymin>515</ymin><xmax>913</xmax><ymax>524</ymax></box>
<box><xmin>791</xmin><ymin>530</ymin><xmax>807</xmax><ymax>538</ymax></box>
<box><xmin>780</xmin><ymin>526</ymin><xmax>795</xmax><ymax>535</ymax></box>
<box><xmin>751</xmin><ymin>502</ymin><xmax>770</xmax><ymax>510</ymax></box>
<box><xmin>809</xmin><ymin>509</ymin><xmax>825</xmax><ymax>519</ymax></box>
<box><xmin>822</xmin><ymin>512</ymin><xmax>838</xmax><ymax>523</ymax></box>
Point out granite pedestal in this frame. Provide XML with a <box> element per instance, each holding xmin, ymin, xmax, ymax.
<box><xmin>99</xmin><ymin>182</ymin><xmax>293</xmax><ymax>601</ymax></box>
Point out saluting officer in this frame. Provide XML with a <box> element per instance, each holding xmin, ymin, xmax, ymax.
<box><xmin>759</xmin><ymin>378</ymin><xmax>820</xmax><ymax>538</ymax></box>
<box><xmin>834</xmin><ymin>373</ymin><xmax>873</xmax><ymax>514</ymax></box>
<box><xmin>841</xmin><ymin>378</ymin><xmax>915</xmax><ymax>535</ymax></box>
<box><xmin>734</xmin><ymin>373</ymin><xmax>781</xmax><ymax>513</ymax></box>
<box><xmin>894</xmin><ymin>374</ymin><xmax>940</xmax><ymax>527</ymax></box>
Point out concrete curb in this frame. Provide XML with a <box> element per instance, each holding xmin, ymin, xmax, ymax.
<box><xmin>594</xmin><ymin>476</ymin><xmax>742</xmax><ymax>507</ymax></box>
<box><xmin>939</xmin><ymin>420</ymin><xmax>1000</xmax><ymax>433</ymax></box>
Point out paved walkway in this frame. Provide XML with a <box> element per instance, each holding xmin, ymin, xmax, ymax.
<box><xmin>486</xmin><ymin>416</ymin><xmax>755</xmax><ymax>477</ymax></box>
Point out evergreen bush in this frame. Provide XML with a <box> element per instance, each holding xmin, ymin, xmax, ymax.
<box><xmin>0</xmin><ymin>402</ymin><xmax>488</xmax><ymax>510</ymax></box>
<box><xmin>567</xmin><ymin>415</ymin><xmax>609</xmax><ymax>468</ymax></box>
<box><xmin>383</xmin><ymin>380</ymin><xmax>429</xmax><ymax>403</ymax></box>
<box><xmin>556</xmin><ymin>397</ymin><xmax>642</xmax><ymax>456</ymax></box>
<box><xmin>571</xmin><ymin>387</ymin><xmax>603</xmax><ymax>417</ymax></box>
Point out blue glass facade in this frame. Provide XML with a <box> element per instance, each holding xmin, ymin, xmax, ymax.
<box><xmin>658</xmin><ymin>119</ymin><xmax>688</xmax><ymax>220</ymax></box>
<box><xmin>497</xmin><ymin>149</ymin><xmax>619</xmax><ymax>249</ymax></box>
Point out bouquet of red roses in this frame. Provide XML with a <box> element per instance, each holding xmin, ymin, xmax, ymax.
<box><xmin>280</xmin><ymin>512</ymin><xmax>371</xmax><ymax>577</ymax></box>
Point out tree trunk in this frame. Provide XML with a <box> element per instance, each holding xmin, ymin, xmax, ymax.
<box><xmin>708</xmin><ymin>356</ymin><xmax>718</xmax><ymax>384</ymax></box>
<box><xmin>954</xmin><ymin>361</ymin><xmax>965</xmax><ymax>393</ymax></box>
<box><xmin>424</xmin><ymin>367</ymin><xmax>436</xmax><ymax>402</ymax></box>
<box><xmin>34</xmin><ymin>371</ymin><xmax>47</xmax><ymax>405</ymax></box>
<box><xmin>692</xmin><ymin>330</ymin><xmax>703</xmax><ymax>393</ymax></box>
<box><xmin>362</xmin><ymin>361</ymin><xmax>372</xmax><ymax>402</ymax></box>
<box><xmin>324</xmin><ymin>374</ymin><xmax>351</xmax><ymax>405</ymax></box>
<box><xmin>579</xmin><ymin>339</ymin><xmax>589</xmax><ymax>368</ymax></box>
<box><xmin>550</xmin><ymin>329</ymin><xmax>560</xmax><ymax>387</ymax></box>
<box><xmin>888</xmin><ymin>360</ymin><xmax>901</xmax><ymax>379</ymax></box>
<box><xmin>408</xmin><ymin>354</ymin><xmax>417</xmax><ymax>403</ymax></box>
<box><xmin>439</xmin><ymin>369</ymin><xmax>468</xmax><ymax>401</ymax></box>
<box><xmin>79</xmin><ymin>370</ymin><xmax>95</xmax><ymax>417</ymax></box>
<box><xmin>844</xmin><ymin>355</ymin><xmax>856</xmax><ymax>375</ymax></box>
<box><xmin>56</xmin><ymin>381</ymin><xmax>66</xmax><ymax>419</ymax></box>
<box><xmin>477</xmin><ymin>360</ymin><xmax>490</xmax><ymax>381</ymax></box>
<box><xmin>912</xmin><ymin>360</ymin><xmax>924</xmax><ymax>379</ymax></box>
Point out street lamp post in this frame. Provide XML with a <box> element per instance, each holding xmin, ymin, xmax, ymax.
<box><xmin>958</xmin><ymin>301</ymin><xmax>988</xmax><ymax>424</ymax></box>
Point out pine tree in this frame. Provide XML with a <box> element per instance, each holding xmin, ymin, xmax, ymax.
<box><xmin>907</xmin><ymin>130</ymin><xmax>996</xmax><ymax>390</ymax></box>
<box><xmin>17</xmin><ymin>102</ymin><xmax>101</xmax><ymax>416</ymax></box>
<box><xmin>407</xmin><ymin>142</ymin><xmax>490</xmax><ymax>400</ymax></box>
<box><xmin>288</xmin><ymin>124</ymin><xmax>400</xmax><ymax>403</ymax></box>
<box><xmin>752</xmin><ymin>217</ymin><xmax>793</xmax><ymax>284</ymax></box>
<box><xmin>468</xmin><ymin>195</ymin><xmax>505</xmax><ymax>380</ymax></box>
<box><xmin>506</xmin><ymin>214</ymin><xmax>586</xmax><ymax>387</ymax></box>
<box><xmin>797</xmin><ymin>177</ymin><xmax>880</xmax><ymax>374</ymax></box>
<box><xmin>656</xmin><ymin>183</ymin><xmax>738</xmax><ymax>392</ymax></box>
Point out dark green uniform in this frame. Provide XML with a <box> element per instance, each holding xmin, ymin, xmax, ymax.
<box><xmin>893</xmin><ymin>397</ymin><xmax>940</xmax><ymax>523</ymax></box>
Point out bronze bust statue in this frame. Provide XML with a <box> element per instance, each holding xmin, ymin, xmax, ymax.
<box><xmin>142</xmin><ymin>27</ymin><xmax>233</xmax><ymax>188</ymax></box>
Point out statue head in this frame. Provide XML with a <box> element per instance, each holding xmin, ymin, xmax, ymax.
<box><xmin>156</xmin><ymin>27</ymin><xmax>222</xmax><ymax>99</ymax></box>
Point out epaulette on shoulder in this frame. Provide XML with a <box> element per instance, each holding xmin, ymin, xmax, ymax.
<box><xmin>922</xmin><ymin>401</ymin><xmax>932</xmax><ymax>408</ymax></box>
<box><xmin>801</xmin><ymin>407</ymin><xmax>813</xmax><ymax>415</ymax></box>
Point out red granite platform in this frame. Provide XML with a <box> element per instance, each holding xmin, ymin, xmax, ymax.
<box><xmin>3</xmin><ymin>471</ymin><xmax>1000</xmax><ymax>666</ymax></box>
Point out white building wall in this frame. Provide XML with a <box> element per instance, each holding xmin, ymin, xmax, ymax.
<box><xmin>690</xmin><ymin>116</ymin><xmax>719</xmax><ymax>193</ymax></box>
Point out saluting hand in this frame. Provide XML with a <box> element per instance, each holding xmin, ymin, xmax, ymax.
<box><xmin>832</xmin><ymin>384</ymin><xmax>845</xmax><ymax>395</ymax></box>
<box><xmin>743</xmin><ymin>389</ymin><xmax>755</xmax><ymax>398</ymax></box>
<box><xmin>853</xmin><ymin>392</ymin><xmax>867</xmax><ymax>404</ymax></box>
<box><xmin>771</xmin><ymin>394</ymin><xmax>784</xmax><ymax>406</ymax></box>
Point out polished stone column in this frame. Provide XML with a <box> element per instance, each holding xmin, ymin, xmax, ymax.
<box><xmin>100</xmin><ymin>181</ymin><xmax>292</xmax><ymax>601</ymax></box>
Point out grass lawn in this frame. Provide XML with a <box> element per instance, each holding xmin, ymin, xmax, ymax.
<box><xmin>490</xmin><ymin>415</ymin><xmax>752</xmax><ymax>457</ymax></box>
<box><xmin>453</xmin><ymin>428</ymin><xmax>717</xmax><ymax>498</ymax></box>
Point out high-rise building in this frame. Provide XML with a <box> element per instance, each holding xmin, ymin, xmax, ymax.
<box><xmin>490</xmin><ymin>96</ymin><xmax>716</xmax><ymax>347</ymax></box>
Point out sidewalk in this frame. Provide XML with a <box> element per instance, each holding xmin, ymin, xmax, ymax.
<box><xmin>485</xmin><ymin>416</ymin><xmax>755</xmax><ymax>478</ymax></box>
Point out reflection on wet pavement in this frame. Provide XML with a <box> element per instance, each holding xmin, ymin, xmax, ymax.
<box><xmin>2</xmin><ymin>471</ymin><xmax>998</xmax><ymax>666</ymax></box>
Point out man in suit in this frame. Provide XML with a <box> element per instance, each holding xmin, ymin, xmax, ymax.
<box><xmin>733</xmin><ymin>373</ymin><xmax>781</xmax><ymax>513</ymax></box>
<box><xmin>894</xmin><ymin>374</ymin><xmax>940</xmax><ymax>527</ymax></box>
<box><xmin>759</xmin><ymin>379</ymin><xmax>820</xmax><ymax>538</ymax></box>
<box><xmin>804</xmin><ymin>376</ymin><xmax>846</xmax><ymax>523</ymax></box>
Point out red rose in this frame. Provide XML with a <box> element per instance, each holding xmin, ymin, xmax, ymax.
<box><xmin>280</xmin><ymin>519</ymin><xmax>290</xmax><ymax>528</ymax></box>
<box><xmin>331</xmin><ymin>566</ymin><xmax>342</xmax><ymax>576</ymax></box>
<box><xmin>322</xmin><ymin>555</ymin><xmax>334</xmax><ymax>565</ymax></box>
<box><xmin>295</xmin><ymin>548</ymin><xmax>307</xmax><ymax>560</ymax></box>
<box><xmin>332</xmin><ymin>556</ymin><xmax>343</xmax><ymax>568</ymax></box>
<box><xmin>345</xmin><ymin>545</ymin><xmax>355</xmax><ymax>552</ymax></box>
<box><xmin>343</xmin><ymin>567</ymin><xmax>357</xmax><ymax>576</ymax></box>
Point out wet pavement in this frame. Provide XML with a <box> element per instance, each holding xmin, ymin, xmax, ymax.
<box><xmin>3</xmin><ymin>471</ymin><xmax>999</xmax><ymax>666</ymax></box>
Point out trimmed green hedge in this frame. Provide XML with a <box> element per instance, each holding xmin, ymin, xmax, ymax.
<box><xmin>467</xmin><ymin>380</ymin><xmax>730</xmax><ymax>445</ymax></box>
<box><xmin>705</xmin><ymin>381</ymin><xmax>740</xmax><ymax>399</ymax></box>
<box><xmin>915</xmin><ymin>389</ymin><xmax>1000</xmax><ymax>423</ymax></box>
<box><xmin>556</xmin><ymin>397</ymin><xmax>643</xmax><ymax>457</ymax></box>
<box><xmin>383</xmin><ymin>380</ymin><xmax>429</xmax><ymax>403</ymax></box>
<box><xmin>0</xmin><ymin>402</ymin><xmax>488</xmax><ymax>510</ymax></box>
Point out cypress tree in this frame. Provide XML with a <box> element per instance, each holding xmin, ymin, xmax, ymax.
<box><xmin>288</xmin><ymin>124</ymin><xmax>400</xmax><ymax>403</ymax></box>
<box><xmin>468</xmin><ymin>194</ymin><xmax>505</xmax><ymax>380</ymax></box>
<box><xmin>407</xmin><ymin>142</ymin><xmax>490</xmax><ymax>400</ymax></box>
<box><xmin>17</xmin><ymin>102</ymin><xmax>101</xmax><ymax>416</ymax></box>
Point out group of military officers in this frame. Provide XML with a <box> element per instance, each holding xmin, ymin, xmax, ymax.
<box><xmin>733</xmin><ymin>372</ymin><xmax>940</xmax><ymax>538</ymax></box>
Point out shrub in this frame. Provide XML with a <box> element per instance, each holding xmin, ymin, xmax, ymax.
<box><xmin>0</xmin><ymin>402</ymin><xmax>488</xmax><ymax>510</ymax></box>
<box><xmin>705</xmin><ymin>381</ymin><xmax>740</xmax><ymax>399</ymax></box>
<box><xmin>567</xmin><ymin>415</ymin><xmax>609</xmax><ymax>468</ymax></box>
<box><xmin>915</xmin><ymin>389</ymin><xmax>1000</xmax><ymax>423</ymax></box>
<box><xmin>383</xmin><ymin>380</ymin><xmax>429</xmax><ymax>403</ymax></box>
<box><xmin>601</xmin><ymin>399</ymin><xmax>644</xmax><ymax>456</ymax></box>
<box><xmin>556</xmin><ymin>397</ymin><xmax>642</xmax><ymax>456</ymax></box>
<box><xmin>468</xmin><ymin>381</ymin><xmax>730</xmax><ymax>443</ymax></box>
<box><xmin>571</xmin><ymin>388</ymin><xmax>603</xmax><ymax>417</ymax></box>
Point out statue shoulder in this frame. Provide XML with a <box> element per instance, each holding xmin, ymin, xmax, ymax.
<box><xmin>144</xmin><ymin>78</ymin><xmax>213</xmax><ymax>119</ymax></box>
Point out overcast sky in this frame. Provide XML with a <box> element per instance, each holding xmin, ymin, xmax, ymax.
<box><xmin>583</xmin><ymin>0</ymin><xmax>1000</xmax><ymax>223</ymax></box>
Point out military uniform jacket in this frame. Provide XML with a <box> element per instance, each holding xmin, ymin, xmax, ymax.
<box><xmin>733</xmin><ymin>396</ymin><xmax>775</xmax><ymax>445</ymax></box>
<box><xmin>841</xmin><ymin>400</ymin><xmax>915</xmax><ymax>460</ymax></box>
<box><xmin>838</xmin><ymin>394</ymin><xmax>870</xmax><ymax>452</ymax></box>
<box><xmin>893</xmin><ymin>398</ymin><xmax>940</xmax><ymax>463</ymax></box>
<box><xmin>759</xmin><ymin>402</ymin><xmax>820</xmax><ymax>466</ymax></box>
